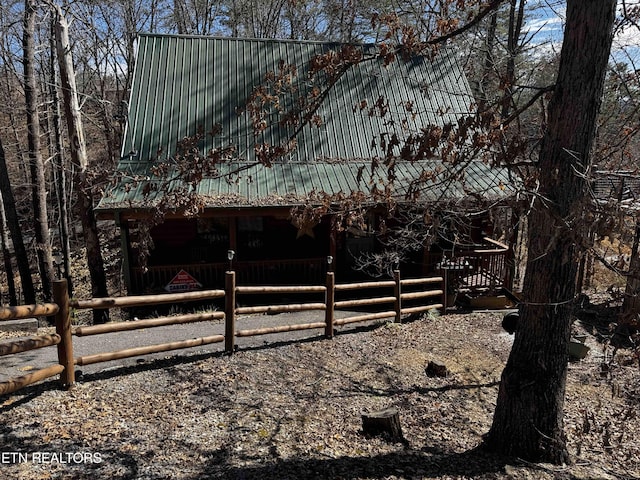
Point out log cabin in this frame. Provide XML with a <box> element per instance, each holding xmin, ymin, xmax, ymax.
<box><xmin>96</xmin><ymin>34</ymin><xmax>518</xmax><ymax>297</ymax></box>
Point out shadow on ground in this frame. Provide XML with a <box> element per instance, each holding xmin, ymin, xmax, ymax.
<box><xmin>184</xmin><ymin>446</ymin><xmax>517</xmax><ymax>480</ymax></box>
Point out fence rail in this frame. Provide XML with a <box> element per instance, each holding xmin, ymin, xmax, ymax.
<box><xmin>0</xmin><ymin>270</ymin><xmax>444</xmax><ymax>396</ymax></box>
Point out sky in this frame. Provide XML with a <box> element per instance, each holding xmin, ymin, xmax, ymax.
<box><xmin>522</xmin><ymin>0</ymin><xmax>640</xmax><ymax>66</ymax></box>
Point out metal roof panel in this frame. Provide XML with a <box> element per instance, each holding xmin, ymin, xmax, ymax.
<box><xmin>99</xmin><ymin>34</ymin><xmax>513</xmax><ymax>212</ymax></box>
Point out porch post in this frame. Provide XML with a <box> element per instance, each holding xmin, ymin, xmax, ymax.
<box><xmin>228</xmin><ymin>216</ymin><xmax>237</xmax><ymax>252</ymax></box>
<box><xmin>115</xmin><ymin>212</ymin><xmax>132</xmax><ymax>292</ymax></box>
<box><xmin>329</xmin><ymin>215</ymin><xmax>337</xmax><ymax>273</ymax></box>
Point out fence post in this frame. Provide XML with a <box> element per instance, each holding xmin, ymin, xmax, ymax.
<box><xmin>440</xmin><ymin>274</ymin><xmax>447</xmax><ymax>315</ymax></box>
<box><xmin>325</xmin><ymin>272</ymin><xmax>335</xmax><ymax>338</ymax></box>
<box><xmin>393</xmin><ymin>270</ymin><xmax>401</xmax><ymax>323</ymax></box>
<box><xmin>53</xmin><ymin>279</ymin><xmax>75</xmax><ymax>388</ymax></box>
<box><xmin>225</xmin><ymin>271</ymin><xmax>236</xmax><ymax>354</ymax></box>
<box><xmin>441</xmin><ymin>265</ymin><xmax>449</xmax><ymax>311</ymax></box>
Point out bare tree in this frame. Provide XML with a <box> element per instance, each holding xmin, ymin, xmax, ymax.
<box><xmin>484</xmin><ymin>0</ymin><xmax>617</xmax><ymax>463</ymax></box>
<box><xmin>0</xmin><ymin>189</ymin><xmax>18</xmax><ymax>305</ymax></box>
<box><xmin>0</xmin><ymin>129</ymin><xmax>35</xmax><ymax>305</ymax></box>
<box><xmin>47</xmin><ymin>18</ymin><xmax>72</xmax><ymax>293</ymax></box>
<box><xmin>54</xmin><ymin>4</ymin><xmax>109</xmax><ymax>323</ymax></box>
<box><xmin>231</xmin><ymin>0</ymin><xmax>621</xmax><ymax>463</ymax></box>
<box><xmin>23</xmin><ymin>0</ymin><xmax>55</xmax><ymax>302</ymax></box>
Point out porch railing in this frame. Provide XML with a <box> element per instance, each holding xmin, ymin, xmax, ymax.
<box><xmin>131</xmin><ymin>258</ymin><xmax>326</xmax><ymax>293</ymax></box>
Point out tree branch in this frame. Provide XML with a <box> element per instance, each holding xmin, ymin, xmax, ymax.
<box><xmin>426</xmin><ymin>0</ymin><xmax>509</xmax><ymax>45</ymax></box>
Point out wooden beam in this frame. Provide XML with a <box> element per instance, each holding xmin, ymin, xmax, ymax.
<box><xmin>333</xmin><ymin>311</ymin><xmax>396</xmax><ymax>326</ymax></box>
<box><xmin>236</xmin><ymin>322</ymin><xmax>325</xmax><ymax>337</ymax></box>
<box><xmin>401</xmin><ymin>304</ymin><xmax>443</xmax><ymax>315</ymax></box>
<box><xmin>401</xmin><ymin>276</ymin><xmax>443</xmax><ymax>286</ymax></box>
<box><xmin>0</xmin><ymin>303</ymin><xmax>59</xmax><ymax>320</ymax></box>
<box><xmin>0</xmin><ymin>364</ymin><xmax>65</xmax><ymax>396</ymax></box>
<box><xmin>74</xmin><ymin>335</ymin><xmax>224</xmax><ymax>366</ymax></box>
<box><xmin>235</xmin><ymin>303</ymin><xmax>325</xmax><ymax>315</ymax></box>
<box><xmin>334</xmin><ymin>296</ymin><xmax>395</xmax><ymax>309</ymax></box>
<box><xmin>54</xmin><ymin>279</ymin><xmax>75</xmax><ymax>388</ymax></box>
<box><xmin>71</xmin><ymin>289</ymin><xmax>225</xmax><ymax>310</ymax></box>
<box><xmin>236</xmin><ymin>285</ymin><xmax>326</xmax><ymax>294</ymax></box>
<box><xmin>74</xmin><ymin>311</ymin><xmax>225</xmax><ymax>336</ymax></box>
<box><xmin>335</xmin><ymin>280</ymin><xmax>395</xmax><ymax>291</ymax></box>
<box><xmin>225</xmin><ymin>271</ymin><xmax>236</xmax><ymax>354</ymax></box>
<box><xmin>325</xmin><ymin>272</ymin><xmax>335</xmax><ymax>338</ymax></box>
<box><xmin>0</xmin><ymin>334</ymin><xmax>60</xmax><ymax>357</ymax></box>
<box><xmin>400</xmin><ymin>290</ymin><xmax>444</xmax><ymax>300</ymax></box>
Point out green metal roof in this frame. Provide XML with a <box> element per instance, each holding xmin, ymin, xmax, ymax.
<box><xmin>98</xmin><ymin>34</ymin><xmax>514</xmax><ymax>212</ymax></box>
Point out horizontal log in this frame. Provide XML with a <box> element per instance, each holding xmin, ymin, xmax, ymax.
<box><xmin>235</xmin><ymin>303</ymin><xmax>326</xmax><ymax>315</ymax></box>
<box><xmin>334</xmin><ymin>311</ymin><xmax>396</xmax><ymax>326</ymax></box>
<box><xmin>0</xmin><ymin>334</ymin><xmax>61</xmax><ymax>357</ymax></box>
<box><xmin>473</xmin><ymin>237</ymin><xmax>509</xmax><ymax>253</ymax></box>
<box><xmin>235</xmin><ymin>285</ymin><xmax>326</xmax><ymax>294</ymax></box>
<box><xmin>334</xmin><ymin>296</ymin><xmax>396</xmax><ymax>309</ymax></box>
<box><xmin>0</xmin><ymin>303</ymin><xmax>59</xmax><ymax>320</ymax></box>
<box><xmin>335</xmin><ymin>280</ymin><xmax>395</xmax><ymax>291</ymax></box>
<box><xmin>74</xmin><ymin>311</ymin><xmax>225</xmax><ymax>336</ymax></box>
<box><xmin>72</xmin><ymin>289</ymin><xmax>225</xmax><ymax>310</ymax></box>
<box><xmin>401</xmin><ymin>277</ymin><xmax>443</xmax><ymax>286</ymax></box>
<box><xmin>0</xmin><ymin>364</ymin><xmax>65</xmax><ymax>396</ymax></box>
<box><xmin>401</xmin><ymin>304</ymin><xmax>443</xmax><ymax>315</ymax></box>
<box><xmin>400</xmin><ymin>290</ymin><xmax>444</xmax><ymax>300</ymax></box>
<box><xmin>74</xmin><ymin>335</ymin><xmax>225</xmax><ymax>366</ymax></box>
<box><xmin>236</xmin><ymin>322</ymin><xmax>326</xmax><ymax>337</ymax></box>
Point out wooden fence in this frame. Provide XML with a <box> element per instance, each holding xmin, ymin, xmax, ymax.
<box><xmin>0</xmin><ymin>271</ymin><xmax>443</xmax><ymax>396</ymax></box>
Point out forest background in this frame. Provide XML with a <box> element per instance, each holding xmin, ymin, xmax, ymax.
<box><xmin>2</xmin><ymin>0</ymin><xmax>640</xmax><ymax>465</ymax></box>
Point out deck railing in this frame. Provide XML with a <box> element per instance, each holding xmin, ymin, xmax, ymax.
<box><xmin>428</xmin><ymin>238</ymin><xmax>512</xmax><ymax>297</ymax></box>
<box><xmin>454</xmin><ymin>238</ymin><xmax>510</xmax><ymax>294</ymax></box>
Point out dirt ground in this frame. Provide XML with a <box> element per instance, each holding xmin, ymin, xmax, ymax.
<box><xmin>1</xmin><ymin>303</ymin><xmax>639</xmax><ymax>480</ymax></box>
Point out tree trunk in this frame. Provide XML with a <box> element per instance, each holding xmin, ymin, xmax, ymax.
<box><xmin>480</xmin><ymin>10</ymin><xmax>497</xmax><ymax>98</ymax></box>
<box><xmin>24</xmin><ymin>0</ymin><xmax>55</xmax><ymax>303</ymax></box>
<box><xmin>54</xmin><ymin>5</ymin><xmax>109</xmax><ymax>323</ymax></box>
<box><xmin>0</xmin><ymin>137</ymin><xmax>35</xmax><ymax>304</ymax></box>
<box><xmin>501</xmin><ymin>0</ymin><xmax>525</xmax><ymax>119</ymax></box>
<box><xmin>48</xmin><ymin>19</ymin><xmax>73</xmax><ymax>296</ymax></box>
<box><xmin>484</xmin><ymin>0</ymin><xmax>616</xmax><ymax>464</ymax></box>
<box><xmin>0</xmin><ymin>190</ymin><xmax>17</xmax><ymax>305</ymax></box>
<box><xmin>621</xmin><ymin>222</ymin><xmax>640</xmax><ymax>323</ymax></box>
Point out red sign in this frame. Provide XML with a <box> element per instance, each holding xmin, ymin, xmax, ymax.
<box><xmin>165</xmin><ymin>269</ymin><xmax>203</xmax><ymax>293</ymax></box>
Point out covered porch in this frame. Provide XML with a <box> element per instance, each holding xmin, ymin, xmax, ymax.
<box><xmin>117</xmin><ymin>210</ymin><xmax>339</xmax><ymax>294</ymax></box>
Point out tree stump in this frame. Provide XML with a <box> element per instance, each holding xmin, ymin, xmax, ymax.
<box><xmin>425</xmin><ymin>360</ymin><xmax>448</xmax><ymax>377</ymax></box>
<box><xmin>361</xmin><ymin>407</ymin><xmax>404</xmax><ymax>441</ymax></box>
